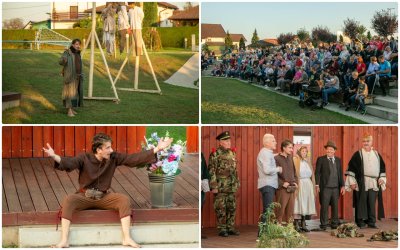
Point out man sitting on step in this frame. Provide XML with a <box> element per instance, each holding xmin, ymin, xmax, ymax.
<box><xmin>43</xmin><ymin>133</ymin><xmax>172</xmax><ymax>248</ymax></box>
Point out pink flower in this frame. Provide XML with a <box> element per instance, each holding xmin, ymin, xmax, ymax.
<box><xmin>168</xmin><ymin>154</ymin><xmax>177</xmax><ymax>162</ymax></box>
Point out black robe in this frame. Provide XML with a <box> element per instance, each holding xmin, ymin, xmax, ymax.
<box><xmin>345</xmin><ymin>150</ymin><xmax>386</xmax><ymax>220</ymax></box>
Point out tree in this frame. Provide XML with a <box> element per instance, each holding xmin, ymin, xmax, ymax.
<box><xmin>251</xmin><ymin>29</ymin><xmax>259</xmax><ymax>46</ymax></box>
<box><xmin>143</xmin><ymin>2</ymin><xmax>158</xmax><ymax>27</ymax></box>
<box><xmin>367</xmin><ymin>31</ymin><xmax>372</xmax><ymax>41</ymax></box>
<box><xmin>371</xmin><ymin>9</ymin><xmax>398</xmax><ymax>38</ymax></box>
<box><xmin>277</xmin><ymin>32</ymin><xmax>295</xmax><ymax>45</ymax></box>
<box><xmin>3</xmin><ymin>18</ymin><xmax>24</xmax><ymax>29</ymax></box>
<box><xmin>339</xmin><ymin>34</ymin><xmax>344</xmax><ymax>43</ymax></box>
<box><xmin>311</xmin><ymin>26</ymin><xmax>336</xmax><ymax>43</ymax></box>
<box><xmin>343</xmin><ymin>18</ymin><xmax>360</xmax><ymax>40</ymax></box>
<box><xmin>239</xmin><ymin>37</ymin><xmax>246</xmax><ymax>50</ymax></box>
<box><xmin>225</xmin><ymin>31</ymin><xmax>233</xmax><ymax>50</ymax></box>
<box><xmin>183</xmin><ymin>2</ymin><xmax>193</xmax><ymax>10</ymax></box>
<box><xmin>202</xmin><ymin>43</ymin><xmax>210</xmax><ymax>53</ymax></box>
<box><xmin>297</xmin><ymin>28</ymin><xmax>310</xmax><ymax>42</ymax></box>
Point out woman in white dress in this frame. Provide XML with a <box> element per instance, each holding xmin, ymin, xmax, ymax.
<box><xmin>293</xmin><ymin>146</ymin><xmax>316</xmax><ymax>232</ymax></box>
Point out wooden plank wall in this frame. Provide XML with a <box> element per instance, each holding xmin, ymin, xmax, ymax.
<box><xmin>201</xmin><ymin>126</ymin><xmax>294</xmax><ymax>228</ymax></box>
<box><xmin>186</xmin><ymin>126</ymin><xmax>199</xmax><ymax>153</ymax></box>
<box><xmin>3</xmin><ymin>126</ymin><xmax>199</xmax><ymax>157</ymax></box>
<box><xmin>2</xmin><ymin>126</ymin><xmax>146</xmax><ymax>158</ymax></box>
<box><xmin>202</xmin><ymin>126</ymin><xmax>398</xmax><ymax>228</ymax></box>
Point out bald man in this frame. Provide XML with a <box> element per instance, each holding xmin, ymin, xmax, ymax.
<box><xmin>257</xmin><ymin>134</ymin><xmax>282</xmax><ymax>237</ymax></box>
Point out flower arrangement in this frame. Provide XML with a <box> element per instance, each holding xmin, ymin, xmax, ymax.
<box><xmin>142</xmin><ymin>131</ymin><xmax>186</xmax><ymax>176</ymax></box>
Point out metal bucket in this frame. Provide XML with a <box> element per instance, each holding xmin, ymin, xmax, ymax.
<box><xmin>148</xmin><ymin>173</ymin><xmax>176</xmax><ymax>208</ymax></box>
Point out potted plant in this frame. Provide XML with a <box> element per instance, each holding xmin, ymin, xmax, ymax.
<box><xmin>142</xmin><ymin>132</ymin><xmax>186</xmax><ymax>208</ymax></box>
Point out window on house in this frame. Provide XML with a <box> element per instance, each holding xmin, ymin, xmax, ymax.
<box><xmin>70</xmin><ymin>6</ymin><xmax>78</xmax><ymax>19</ymax></box>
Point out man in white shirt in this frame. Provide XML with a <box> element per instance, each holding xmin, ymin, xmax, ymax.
<box><xmin>345</xmin><ymin>134</ymin><xmax>386</xmax><ymax>229</ymax></box>
<box><xmin>257</xmin><ymin>133</ymin><xmax>282</xmax><ymax>237</ymax></box>
<box><xmin>128</xmin><ymin>2</ymin><xmax>144</xmax><ymax>56</ymax></box>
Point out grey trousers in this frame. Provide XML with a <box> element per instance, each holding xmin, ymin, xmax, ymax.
<box><xmin>320</xmin><ymin>187</ymin><xmax>339</xmax><ymax>227</ymax></box>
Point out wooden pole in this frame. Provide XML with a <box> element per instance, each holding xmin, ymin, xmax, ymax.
<box><xmin>81</xmin><ymin>34</ymin><xmax>91</xmax><ymax>58</ymax></box>
<box><xmin>142</xmin><ymin>37</ymin><xmax>161</xmax><ymax>93</ymax></box>
<box><xmin>126</xmin><ymin>33</ymin><xmax>129</xmax><ymax>53</ymax></box>
<box><xmin>88</xmin><ymin>2</ymin><xmax>96</xmax><ymax>98</ymax></box>
<box><xmin>94</xmin><ymin>31</ymin><xmax>119</xmax><ymax>100</ymax></box>
<box><xmin>134</xmin><ymin>56</ymin><xmax>139</xmax><ymax>89</ymax></box>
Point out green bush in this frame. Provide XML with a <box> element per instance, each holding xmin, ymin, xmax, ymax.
<box><xmin>257</xmin><ymin>202</ymin><xmax>309</xmax><ymax>248</ymax></box>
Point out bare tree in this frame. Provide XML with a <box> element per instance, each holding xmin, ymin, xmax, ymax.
<box><xmin>371</xmin><ymin>9</ymin><xmax>398</xmax><ymax>38</ymax></box>
<box><xmin>3</xmin><ymin>18</ymin><xmax>24</xmax><ymax>29</ymax></box>
<box><xmin>183</xmin><ymin>2</ymin><xmax>193</xmax><ymax>10</ymax></box>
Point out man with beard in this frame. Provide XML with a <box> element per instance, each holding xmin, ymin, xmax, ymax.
<box><xmin>43</xmin><ymin>133</ymin><xmax>172</xmax><ymax>248</ymax></box>
<box><xmin>345</xmin><ymin>134</ymin><xmax>386</xmax><ymax>228</ymax></box>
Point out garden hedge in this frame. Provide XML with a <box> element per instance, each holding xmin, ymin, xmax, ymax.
<box><xmin>2</xmin><ymin>26</ymin><xmax>199</xmax><ymax>49</ymax></box>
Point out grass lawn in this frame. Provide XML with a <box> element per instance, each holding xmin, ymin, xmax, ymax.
<box><xmin>2</xmin><ymin>49</ymin><xmax>198</xmax><ymax>124</ymax></box>
<box><xmin>146</xmin><ymin>126</ymin><xmax>186</xmax><ymax>141</ymax></box>
<box><xmin>201</xmin><ymin>77</ymin><xmax>366</xmax><ymax>124</ymax></box>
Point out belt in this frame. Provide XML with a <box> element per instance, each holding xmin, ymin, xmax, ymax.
<box><xmin>79</xmin><ymin>188</ymin><xmax>107</xmax><ymax>194</ymax></box>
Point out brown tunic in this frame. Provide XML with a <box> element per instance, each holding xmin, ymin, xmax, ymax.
<box><xmin>275</xmin><ymin>153</ymin><xmax>298</xmax><ymax>189</ymax></box>
<box><xmin>55</xmin><ymin>149</ymin><xmax>156</xmax><ymax>192</ymax></box>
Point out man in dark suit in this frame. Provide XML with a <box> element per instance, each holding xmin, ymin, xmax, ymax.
<box><xmin>315</xmin><ymin>140</ymin><xmax>345</xmax><ymax>230</ymax></box>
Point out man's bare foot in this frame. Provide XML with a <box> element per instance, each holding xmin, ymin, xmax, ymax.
<box><xmin>72</xmin><ymin>109</ymin><xmax>78</xmax><ymax>115</ymax></box>
<box><xmin>51</xmin><ymin>241</ymin><xmax>69</xmax><ymax>248</ymax></box>
<box><xmin>122</xmin><ymin>238</ymin><xmax>141</xmax><ymax>248</ymax></box>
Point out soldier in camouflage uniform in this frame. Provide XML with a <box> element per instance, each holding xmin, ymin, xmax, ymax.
<box><xmin>208</xmin><ymin>131</ymin><xmax>240</xmax><ymax>237</ymax></box>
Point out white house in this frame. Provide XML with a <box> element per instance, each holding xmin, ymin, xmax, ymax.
<box><xmin>51</xmin><ymin>2</ymin><xmax>106</xmax><ymax>29</ymax></box>
<box><xmin>201</xmin><ymin>23</ymin><xmax>226</xmax><ymax>46</ymax></box>
<box><xmin>157</xmin><ymin>2</ymin><xmax>178</xmax><ymax>27</ymax></box>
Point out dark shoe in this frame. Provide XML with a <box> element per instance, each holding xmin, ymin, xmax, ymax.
<box><xmin>357</xmin><ymin>223</ymin><xmax>367</xmax><ymax>229</ymax></box>
<box><xmin>228</xmin><ymin>230</ymin><xmax>240</xmax><ymax>236</ymax></box>
<box><xmin>368</xmin><ymin>224</ymin><xmax>378</xmax><ymax>229</ymax></box>
<box><xmin>219</xmin><ymin>231</ymin><xmax>228</xmax><ymax>237</ymax></box>
<box><xmin>339</xmin><ymin>103</ymin><xmax>345</xmax><ymax>108</ymax></box>
<box><xmin>382</xmin><ymin>92</ymin><xmax>387</xmax><ymax>96</ymax></box>
<box><xmin>345</xmin><ymin>106</ymin><xmax>350</xmax><ymax>111</ymax></box>
<box><xmin>301</xmin><ymin>218</ymin><xmax>310</xmax><ymax>232</ymax></box>
<box><xmin>319</xmin><ymin>226</ymin><xmax>327</xmax><ymax>231</ymax></box>
<box><xmin>331</xmin><ymin>225</ymin><xmax>338</xmax><ymax>229</ymax></box>
<box><xmin>289</xmin><ymin>93</ymin><xmax>294</xmax><ymax>96</ymax></box>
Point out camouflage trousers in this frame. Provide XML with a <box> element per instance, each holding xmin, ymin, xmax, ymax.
<box><xmin>214</xmin><ymin>192</ymin><xmax>236</xmax><ymax>232</ymax></box>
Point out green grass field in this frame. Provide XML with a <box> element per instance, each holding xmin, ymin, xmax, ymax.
<box><xmin>2</xmin><ymin>49</ymin><xmax>198</xmax><ymax>124</ymax></box>
<box><xmin>145</xmin><ymin>126</ymin><xmax>186</xmax><ymax>141</ymax></box>
<box><xmin>201</xmin><ymin>77</ymin><xmax>366</xmax><ymax>124</ymax></box>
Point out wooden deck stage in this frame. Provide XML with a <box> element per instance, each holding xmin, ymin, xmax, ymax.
<box><xmin>3</xmin><ymin>154</ymin><xmax>199</xmax><ymax>226</ymax></box>
<box><xmin>201</xmin><ymin>219</ymin><xmax>398</xmax><ymax>248</ymax></box>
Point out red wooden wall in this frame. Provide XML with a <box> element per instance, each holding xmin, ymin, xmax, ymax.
<box><xmin>2</xmin><ymin>126</ymin><xmax>146</xmax><ymax>158</ymax></box>
<box><xmin>2</xmin><ymin>126</ymin><xmax>199</xmax><ymax>158</ymax></box>
<box><xmin>202</xmin><ymin>126</ymin><xmax>398</xmax><ymax>228</ymax></box>
<box><xmin>201</xmin><ymin>126</ymin><xmax>294</xmax><ymax>227</ymax></box>
<box><xmin>186</xmin><ymin>126</ymin><xmax>199</xmax><ymax>153</ymax></box>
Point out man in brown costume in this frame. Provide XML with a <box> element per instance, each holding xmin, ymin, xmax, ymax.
<box><xmin>43</xmin><ymin>133</ymin><xmax>172</xmax><ymax>248</ymax></box>
<box><xmin>59</xmin><ymin>39</ymin><xmax>83</xmax><ymax>117</ymax></box>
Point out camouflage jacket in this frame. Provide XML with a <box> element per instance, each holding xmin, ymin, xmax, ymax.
<box><xmin>208</xmin><ymin>146</ymin><xmax>240</xmax><ymax>193</ymax></box>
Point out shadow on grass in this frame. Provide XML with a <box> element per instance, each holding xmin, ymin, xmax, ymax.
<box><xmin>201</xmin><ymin>77</ymin><xmax>366</xmax><ymax>124</ymax></box>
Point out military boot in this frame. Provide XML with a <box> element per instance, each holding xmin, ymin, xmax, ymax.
<box><xmin>218</xmin><ymin>231</ymin><xmax>228</xmax><ymax>237</ymax></box>
<box><xmin>294</xmin><ymin>219</ymin><xmax>301</xmax><ymax>232</ymax></box>
<box><xmin>228</xmin><ymin>229</ymin><xmax>240</xmax><ymax>236</ymax></box>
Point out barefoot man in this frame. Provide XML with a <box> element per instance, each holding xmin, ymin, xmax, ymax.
<box><xmin>43</xmin><ymin>133</ymin><xmax>172</xmax><ymax>248</ymax></box>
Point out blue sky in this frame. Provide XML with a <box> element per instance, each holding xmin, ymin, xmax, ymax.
<box><xmin>2</xmin><ymin>2</ymin><xmax>194</xmax><ymax>25</ymax></box>
<box><xmin>202</xmin><ymin>2</ymin><xmax>398</xmax><ymax>41</ymax></box>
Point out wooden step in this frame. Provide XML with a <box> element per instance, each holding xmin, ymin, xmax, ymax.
<box><xmin>2</xmin><ymin>92</ymin><xmax>21</xmax><ymax>111</ymax></box>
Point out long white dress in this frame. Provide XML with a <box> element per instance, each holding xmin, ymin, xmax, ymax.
<box><xmin>294</xmin><ymin>160</ymin><xmax>316</xmax><ymax>216</ymax></box>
